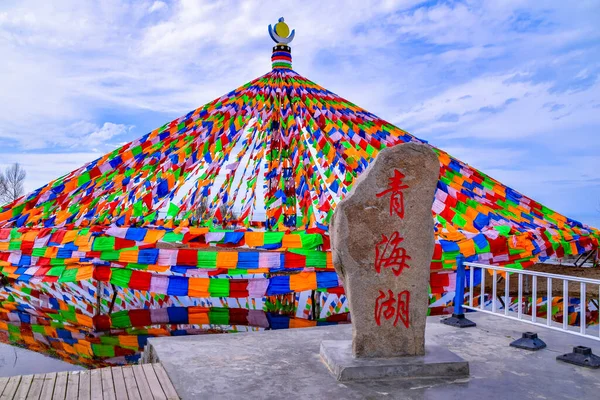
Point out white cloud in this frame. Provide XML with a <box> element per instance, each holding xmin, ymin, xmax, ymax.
<box><xmin>0</xmin><ymin>118</ymin><xmax>132</xmax><ymax>150</ymax></box>
<box><xmin>395</xmin><ymin>74</ymin><xmax>600</xmax><ymax>141</ymax></box>
<box><xmin>440</xmin><ymin>146</ymin><xmax>528</xmax><ymax>172</ymax></box>
<box><xmin>85</xmin><ymin>122</ymin><xmax>133</xmax><ymax>146</ymax></box>
<box><xmin>0</xmin><ymin>0</ymin><xmax>426</xmax><ymax>150</ymax></box>
<box><xmin>148</xmin><ymin>1</ymin><xmax>167</xmax><ymax>13</ymax></box>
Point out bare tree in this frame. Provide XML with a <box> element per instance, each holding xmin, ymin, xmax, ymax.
<box><xmin>193</xmin><ymin>197</ymin><xmax>239</xmax><ymax>224</ymax></box>
<box><xmin>193</xmin><ymin>197</ymin><xmax>210</xmax><ymax>222</ymax></box>
<box><xmin>0</xmin><ymin>163</ymin><xmax>26</xmax><ymax>205</ymax></box>
<box><xmin>0</xmin><ymin>174</ymin><xmax>6</xmax><ymax>203</ymax></box>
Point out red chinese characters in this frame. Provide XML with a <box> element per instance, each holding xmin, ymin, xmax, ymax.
<box><xmin>376</xmin><ymin>169</ymin><xmax>409</xmax><ymax>219</ymax></box>
<box><xmin>373</xmin><ymin>168</ymin><xmax>413</xmax><ymax>329</ymax></box>
<box><xmin>374</xmin><ymin>289</ymin><xmax>410</xmax><ymax>328</ymax></box>
<box><xmin>374</xmin><ymin>232</ymin><xmax>411</xmax><ymax>276</ymax></box>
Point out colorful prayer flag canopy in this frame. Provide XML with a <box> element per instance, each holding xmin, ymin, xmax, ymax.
<box><xmin>0</xmin><ymin>19</ymin><xmax>598</xmax><ymax>367</ymax></box>
<box><xmin>0</xmin><ymin>19</ymin><xmax>597</xmax><ymax>269</ymax></box>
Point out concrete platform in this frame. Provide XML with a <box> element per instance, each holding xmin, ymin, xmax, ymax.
<box><xmin>320</xmin><ymin>341</ymin><xmax>469</xmax><ymax>381</ymax></box>
<box><xmin>145</xmin><ymin>313</ymin><xmax>600</xmax><ymax>399</ymax></box>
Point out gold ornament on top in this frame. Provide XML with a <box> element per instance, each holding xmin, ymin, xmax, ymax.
<box><xmin>268</xmin><ymin>17</ymin><xmax>295</xmax><ymax>45</ymax></box>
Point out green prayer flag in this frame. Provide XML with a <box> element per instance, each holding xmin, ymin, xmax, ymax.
<box><xmin>110</xmin><ymin>269</ymin><xmax>132</xmax><ymax>287</ymax></box>
<box><xmin>209</xmin><ymin>279</ymin><xmax>230</xmax><ymax>297</ymax></box>
<box><xmin>167</xmin><ymin>203</ymin><xmax>180</xmax><ymax>218</ymax></box>
<box><xmin>111</xmin><ymin>311</ymin><xmax>132</xmax><ymax>329</ymax></box>
<box><xmin>133</xmin><ymin>200</ymin><xmax>144</xmax><ymax>217</ymax></box>
<box><xmin>209</xmin><ymin>308</ymin><xmax>229</xmax><ymax>325</ymax></box>
<box><xmin>92</xmin><ymin>344</ymin><xmax>115</xmax><ymax>357</ymax></box>
<box><xmin>92</xmin><ymin>236</ymin><xmax>116</xmax><ymax>251</ymax></box>
<box><xmin>163</xmin><ymin>231</ymin><xmax>184</xmax><ymax>243</ymax></box>
<box><xmin>58</xmin><ymin>268</ymin><xmax>78</xmax><ymax>283</ymax></box>
<box><xmin>197</xmin><ymin>251</ymin><xmax>217</xmax><ymax>268</ymax></box>
<box><xmin>143</xmin><ymin>211</ymin><xmax>157</xmax><ymax>224</ymax></box>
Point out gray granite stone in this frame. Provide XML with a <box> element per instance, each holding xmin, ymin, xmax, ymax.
<box><xmin>320</xmin><ymin>340</ymin><xmax>469</xmax><ymax>381</ymax></box>
<box><xmin>330</xmin><ymin>142</ymin><xmax>439</xmax><ymax>358</ymax></box>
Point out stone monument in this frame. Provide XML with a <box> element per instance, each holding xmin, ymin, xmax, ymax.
<box><xmin>320</xmin><ymin>142</ymin><xmax>469</xmax><ymax>381</ymax></box>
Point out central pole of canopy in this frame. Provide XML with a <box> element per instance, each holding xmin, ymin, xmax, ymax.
<box><xmin>265</xmin><ymin>17</ymin><xmax>297</xmax><ymax>231</ymax></box>
<box><xmin>271</xmin><ymin>44</ymin><xmax>292</xmax><ymax>70</ymax></box>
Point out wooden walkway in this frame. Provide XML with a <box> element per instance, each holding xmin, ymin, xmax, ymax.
<box><xmin>0</xmin><ymin>363</ymin><xmax>179</xmax><ymax>400</ymax></box>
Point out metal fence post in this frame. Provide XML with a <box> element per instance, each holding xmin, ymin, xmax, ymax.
<box><xmin>441</xmin><ymin>256</ymin><xmax>477</xmax><ymax>328</ymax></box>
<box><xmin>454</xmin><ymin>256</ymin><xmax>466</xmax><ymax>315</ymax></box>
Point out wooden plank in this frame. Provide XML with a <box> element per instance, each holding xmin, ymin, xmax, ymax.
<box><xmin>13</xmin><ymin>374</ymin><xmax>33</xmax><ymax>400</ymax></box>
<box><xmin>65</xmin><ymin>372</ymin><xmax>79</xmax><ymax>400</ymax></box>
<box><xmin>0</xmin><ymin>377</ymin><xmax>9</xmax><ymax>397</ymax></box>
<box><xmin>152</xmin><ymin>364</ymin><xmax>179</xmax><ymax>400</ymax></box>
<box><xmin>1</xmin><ymin>375</ymin><xmax>22</xmax><ymax>400</ymax></box>
<box><xmin>121</xmin><ymin>367</ymin><xmax>141</xmax><ymax>400</ymax></box>
<box><xmin>27</xmin><ymin>374</ymin><xmax>46</xmax><ymax>400</ymax></box>
<box><xmin>100</xmin><ymin>368</ymin><xmax>116</xmax><ymax>400</ymax></box>
<box><xmin>89</xmin><ymin>369</ymin><xmax>102</xmax><ymax>400</ymax></box>
<box><xmin>77</xmin><ymin>371</ymin><xmax>91</xmax><ymax>400</ymax></box>
<box><xmin>141</xmin><ymin>364</ymin><xmax>166</xmax><ymax>400</ymax></box>
<box><xmin>111</xmin><ymin>367</ymin><xmax>128</xmax><ymax>400</ymax></box>
<box><xmin>39</xmin><ymin>373</ymin><xmax>57</xmax><ymax>400</ymax></box>
<box><xmin>131</xmin><ymin>365</ymin><xmax>153</xmax><ymax>400</ymax></box>
<box><xmin>52</xmin><ymin>371</ymin><xmax>68</xmax><ymax>400</ymax></box>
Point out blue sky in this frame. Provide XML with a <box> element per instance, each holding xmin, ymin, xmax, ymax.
<box><xmin>0</xmin><ymin>0</ymin><xmax>599</xmax><ymax>227</ymax></box>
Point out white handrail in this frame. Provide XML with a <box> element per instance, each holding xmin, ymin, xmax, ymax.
<box><xmin>464</xmin><ymin>262</ymin><xmax>600</xmax><ymax>285</ymax></box>
<box><xmin>460</xmin><ymin>261</ymin><xmax>600</xmax><ymax>342</ymax></box>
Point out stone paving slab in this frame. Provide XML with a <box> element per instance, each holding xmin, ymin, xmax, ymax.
<box><xmin>147</xmin><ymin>313</ymin><xmax>600</xmax><ymax>400</ymax></box>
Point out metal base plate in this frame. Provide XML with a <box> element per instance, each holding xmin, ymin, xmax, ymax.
<box><xmin>441</xmin><ymin>313</ymin><xmax>477</xmax><ymax>328</ymax></box>
<box><xmin>510</xmin><ymin>332</ymin><xmax>547</xmax><ymax>351</ymax></box>
<box><xmin>557</xmin><ymin>346</ymin><xmax>600</xmax><ymax>369</ymax></box>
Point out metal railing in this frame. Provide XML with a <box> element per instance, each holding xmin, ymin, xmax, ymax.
<box><xmin>454</xmin><ymin>258</ymin><xmax>600</xmax><ymax>342</ymax></box>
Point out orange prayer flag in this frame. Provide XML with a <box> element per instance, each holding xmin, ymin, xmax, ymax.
<box><xmin>290</xmin><ymin>271</ymin><xmax>317</xmax><ymax>292</ymax></box>
<box><xmin>216</xmin><ymin>252</ymin><xmax>238</xmax><ymax>268</ymax></box>
<box><xmin>282</xmin><ymin>234</ymin><xmax>302</xmax><ymax>249</ymax></box>
<box><xmin>244</xmin><ymin>232</ymin><xmax>264</xmax><ymax>247</ymax></box>
<box><xmin>74</xmin><ymin>343</ymin><xmax>93</xmax><ymax>358</ymax></box>
<box><xmin>75</xmin><ymin>313</ymin><xmax>94</xmax><ymax>328</ymax></box>
<box><xmin>119</xmin><ymin>335</ymin><xmax>140</xmax><ymax>349</ymax></box>
<box><xmin>189</xmin><ymin>278</ymin><xmax>210</xmax><ymax>297</ymax></box>
<box><xmin>289</xmin><ymin>318</ymin><xmax>316</xmax><ymax>329</ymax></box>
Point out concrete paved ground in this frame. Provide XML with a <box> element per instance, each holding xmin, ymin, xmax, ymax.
<box><xmin>146</xmin><ymin>313</ymin><xmax>600</xmax><ymax>399</ymax></box>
